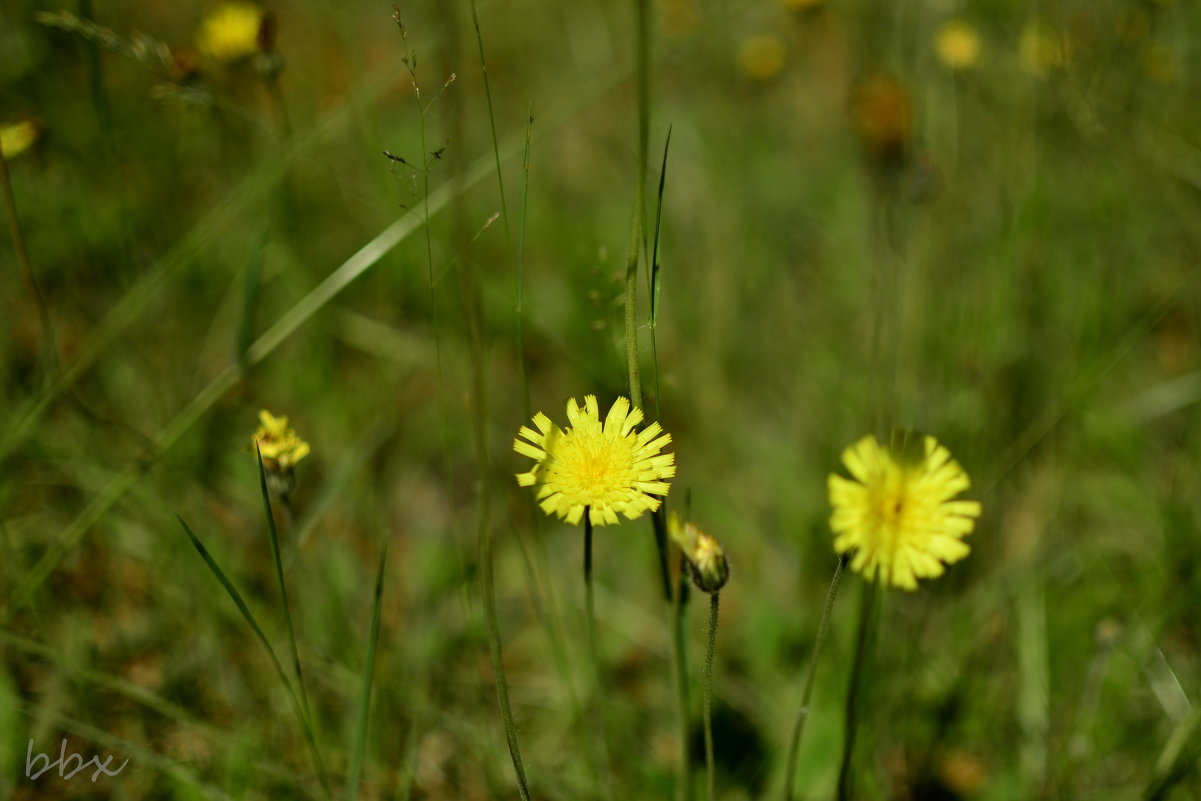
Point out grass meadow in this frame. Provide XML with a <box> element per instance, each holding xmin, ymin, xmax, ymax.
<box><xmin>2</xmin><ymin>0</ymin><xmax>1200</xmax><ymax>799</ymax></box>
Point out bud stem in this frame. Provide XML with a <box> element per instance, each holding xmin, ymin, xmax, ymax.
<box><xmin>703</xmin><ymin>591</ymin><xmax>720</xmax><ymax>801</ymax></box>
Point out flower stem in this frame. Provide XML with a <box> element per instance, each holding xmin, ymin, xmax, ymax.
<box><xmin>783</xmin><ymin>555</ymin><xmax>846</xmax><ymax>801</ymax></box>
<box><xmin>672</xmin><ymin>553</ymin><xmax>692</xmax><ymax>801</ymax></box>
<box><xmin>0</xmin><ymin>146</ymin><xmax>55</xmax><ymax>381</ymax></box>
<box><xmin>835</xmin><ymin>579</ymin><xmax>880</xmax><ymax>801</ymax></box>
<box><xmin>583</xmin><ymin>511</ymin><xmax>613</xmax><ymax>798</ymax></box>
<box><xmin>704</xmin><ymin>591</ymin><xmax>720</xmax><ymax>801</ymax></box>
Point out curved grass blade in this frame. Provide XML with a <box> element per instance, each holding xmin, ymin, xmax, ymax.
<box><xmin>176</xmin><ymin>515</ymin><xmax>332</xmax><ymax>798</ymax></box>
<box><xmin>346</xmin><ymin>534</ymin><xmax>388</xmax><ymax>801</ymax></box>
<box><xmin>257</xmin><ymin>447</ymin><xmax>312</xmax><ymax>728</ymax></box>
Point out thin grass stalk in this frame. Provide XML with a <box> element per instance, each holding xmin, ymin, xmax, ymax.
<box><xmin>346</xmin><ymin>535</ymin><xmax>388</xmax><ymax>801</ymax></box>
<box><xmin>624</xmin><ymin>0</ymin><xmax>651</xmax><ymax>411</ymax></box>
<box><xmin>516</xmin><ymin>107</ymin><xmax>534</xmax><ymax>414</ymax></box>
<box><xmin>784</xmin><ymin>554</ymin><xmax>846</xmax><ymax>801</ymax></box>
<box><xmin>176</xmin><ymin>516</ymin><xmax>332</xmax><ymax>798</ymax></box>
<box><xmin>0</xmin><ymin>146</ymin><xmax>55</xmax><ymax>381</ymax></box>
<box><xmin>453</xmin><ymin>9</ymin><xmax>535</xmax><ymax>795</ymax></box>
<box><xmin>481</xmin><ymin>516</ymin><xmax>533</xmax><ymax>801</ymax></box>
<box><xmin>256</xmin><ymin>449</ymin><xmax>312</xmax><ymax>728</ymax></box>
<box><xmin>703</xmin><ymin>591</ymin><xmax>720</xmax><ymax>801</ymax></box>
<box><xmin>672</xmin><ymin>554</ymin><xmax>692</xmax><ymax>801</ymax></box>
<box><xmin>835</xmin><ymin>580</ymin><xmax>879</xmax><ymax>801</ymax></box>
<box><xmin>469</xmin><ymin>0</ymin><xmax>513</xmax><ymax>261</ymax></box>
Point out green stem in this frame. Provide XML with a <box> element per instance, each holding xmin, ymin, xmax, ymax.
<box><xmin>0</xmin><ymin>146</ymin><xmax>55</xmax><ymax>380</ymax></box>
<box><xmin>584</xmin><ymin>511</ymin><xmax>612</xmax><ymax>799</ymax></box>
<box><xmin>784</xmin><ymin>555</ymin><xmax>846</xmax><ymax>801</ymax></box>
<box><xmin>673</xmin><ymin>554</ymin><xmax>692</xmax><ymax>801</ymax></box>
<box><xmin>835</xmin><ymin>580</ymin><xmax>880</xmax><ymax>801</ymax></box>
<box><xmin>704</xmin><ymin>592</ymin><xmax>720</xmax><ymax>801</ymax></box>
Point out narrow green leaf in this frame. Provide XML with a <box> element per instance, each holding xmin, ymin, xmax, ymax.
<box><xmin>346</xmin><ymin>535</ymin><xmax>389</xmax><ymax>801</ymax></box>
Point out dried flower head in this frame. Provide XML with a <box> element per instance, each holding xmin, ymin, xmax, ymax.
<box><xmin>828</xmin><ymin>433</ymin><xmax>981</xmax><ymax>590</ymax></box>
<box><xmin>514</xmin><ymin>395</ymin><xmax>675</xmax><ymax>527</ymax></box>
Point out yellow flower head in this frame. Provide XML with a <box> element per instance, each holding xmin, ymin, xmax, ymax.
<box><xmin>514</xmin><ymin>395</ymin><xmax>676</xmax><ymax>527</ymax></box>
<box><xmin>668</xmin><ymin>512</ymin><xmax>729</xmax><ymax>593</ymax></box>
<box><xmin>252</xmin><ymin>409</ymin><xmax>310</xmax><ymax>472</ymax></box>
<box><xmin>828</xmin><ymin>434</ymin><xmax>981</xmax><ymax>590</ymax></box>
<box><xmin>0</xmin><ymin>120</ymin><xmax>39</xmax><ymax>159</ymax></box>
<box><xmin>738</xmin><ymin>34</ymin><xmax>787</xmax><ymax>81</ymax></box>
<box><xmin>198</xmin><ymin>2</ymin><xmax>266</xmax><ymax>62</ymax></box>
<box><xmin>936</xmin><ymin>20</ymin><xmax>983</xmax><ymax>70</ymax></box>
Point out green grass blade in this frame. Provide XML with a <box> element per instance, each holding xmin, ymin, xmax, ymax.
<box><xmin>649</xmin><ymin>125</ymin><xmax>671</xmax><ymax>328</ymax></box>
<box><xmin>257</xmin><ymin>448</ymin><xmax>312</xmax><ymax>727</ymax></box>
<box><xmin>176</xmin><ymin>514</ymin><xmax>332</xmax><ymax>798</ymax></box>
<box><xmin>346</xmin><ymin>534</ymin><xmax>389</xmax><ymax>801</ymax></box>
<box><xmin>235</xmin><ymin>225</ymin><xmax>269</xmax><ymax>366</ymax></box>
<box><xmin>1144</xmin><ymin>705</ymin><xmax>1201</xmax><ymax>801</ymax></box>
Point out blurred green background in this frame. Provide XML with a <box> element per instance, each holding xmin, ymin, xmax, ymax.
<box><xmin>1</xmin><ymin>0</ymin><xmax>1200</xmax><ymax>798</ymax></box>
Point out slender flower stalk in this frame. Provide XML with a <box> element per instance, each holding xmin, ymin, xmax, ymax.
<box><xmin>582</xmin><ymin>510</ymin><xmax>612</xmax><ymax>796</ymax></box>
<box><xmin>669</xmin><ymin>513</ymin><xmax>730</xmax><ymax>801</ymax></box>
<box><xmin>836</xmin><ymin>581</ymin><xmax>879</xmax><ymax>801</ymax></box>
<box><xmin>0</xmin><ymin>145</ymin><xmax>55</xmax><ymax>381</ymax></box>
<box><xmin>703</xmin><ymin>591</ymin><xmax>720</xmax><ymax>801</ymax></box>
<box><xmin>671</xmin><ymin>555</ymin><xmax>691</xmax><ymax>801</ymax></box>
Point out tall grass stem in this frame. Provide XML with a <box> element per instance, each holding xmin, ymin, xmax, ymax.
<box><xmin>783</xmin><ymin>555</ymin><xmax>846</xmax><ymax>801</ymax></box>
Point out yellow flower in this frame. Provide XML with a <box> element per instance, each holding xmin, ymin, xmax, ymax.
<box><xmin>252</xmin><ymin>409</ymin><xmax>310</xmax><ymax>472</ymax></box>
<box><xmin>0</xmin><ymin>120</ymin><xmax>39</xmax><ymax>159</ymax></box>
<box><xmin>935</xmin><ymin>20</ymin><xmax>982</xmax><ymax>70</ymax></box>
<box><xmin>197</xmin><ymin>2</ymin><xmax>265</xmax><ymax>62</ymax></box>
<box><xmin>668</xmin><ymin>513</ymin><xmax>729</xmax><ymax>593</ymax></box>
<box><xmin>828</xmin><ymin>434</ymin><xmax>981</xmax><ymax>590</ymax></box>
<box><xmin>514</xmin><ymin>395</ymin><xmax>676</xmax><ymax>527</ymax></box>
<box><xmin>738</xmin><ymin>34</ymin><xmax>787</xmax><ymax>81</ymax></box>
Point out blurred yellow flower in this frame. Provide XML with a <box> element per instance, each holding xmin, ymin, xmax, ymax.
<box><xmin>935</xmin><ymin>20</ymin><xmax>982</xmax><ymax>70</ymax></box>
<box><xmin>828</xmin><ymin>434</ymin><xmax>980</xmax><ymax>590</ymax></box>
<box><xmin>668</xmin><ymin>512</ymin><xmax>729</xmax><ymax>593</ymax></box>
<box><xmin>738</xmin><ymin>34</ymin><xmax>787</xmax><ymax>81</ymax></box>
<box><xmin>0</xmin><ymin>120</ymin><xmax>39</xmax><ymax>159</ymax></box>
<box><xmin>1019</xmin><ymin>21</ymin><xmax>1068</xmax><ymax>74</ymax></box>
<box><xmin>253</xmin><ymin>409</ymin><xmax>310</xmax><ymax>472</ymax></box>
<box><xmin>514</xmin><ymin>395</ymin><xmax>675</xmax><ymax>527</ymax></box>
<box><xmin>197</xmin><ymin>2</ymin><xmax>265</xmax><ymax>62</ymax></box>
<box><xmin>1143</xmin><ymin>43</ymin><xmax>1178</xmax><ymax>84</ymax></box>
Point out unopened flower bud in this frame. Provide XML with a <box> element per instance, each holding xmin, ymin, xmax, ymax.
<box><xmin>668</xmin><ymin>512</ymin><xmax>729</xmax><ymax>594</ymax></box>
